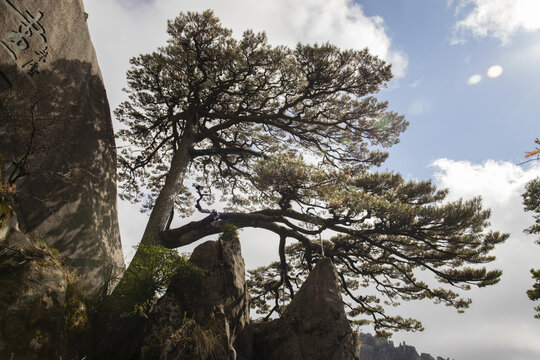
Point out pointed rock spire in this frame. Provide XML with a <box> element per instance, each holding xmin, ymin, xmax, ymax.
<box><xmin>253</xmin><ymin>258</ymin><xmax>361</xmax><ymax>360</ymax></box>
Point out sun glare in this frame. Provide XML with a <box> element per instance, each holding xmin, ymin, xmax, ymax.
<box><xmin>487</xmin><ymin>65</ymin><xmax>503</xmax><ymax>78</ymax></box>
<box><xmin>467</xmin><ymin>74</ymin><xmax>482</xmax><ymax>85</ymax></box>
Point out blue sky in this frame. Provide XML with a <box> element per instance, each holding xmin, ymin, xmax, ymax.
<box><xmin>359</xmin><ymin>0</ymin><xmax>540</xmax><ymax>179</ymax></box>
<box><xmin>85</xmin><ymin>1</ymin><xmax>540</xmax><ymax>359</ymax></box>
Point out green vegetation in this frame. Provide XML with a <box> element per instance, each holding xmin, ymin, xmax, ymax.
<box><xmin>114</xmin><ymin>244</ymin><xmax>199</xmax><ymax>315</ymax></box>
<box><xmin>32</xmin><ymin>237</ymin><xmax>59</xmax><ymax>256</ymax></box>
<box><xmin>220</xmin><ymin>224</ymin><xmax>239</xmax><ymax>242</ymax></box>
<box><xmin>527</xmin><ymin>269</ymin><xmax>540</xmax><ymax>319</ymax></box>
<box><xmin>523</xmin><ymin>176</ymin><xmax>540</xmax><ymax>318</ymax></box>
<box><xmin>87</xmin><ymin>244</ymin><xmax>205</xmax><ymax>358</ymax></box>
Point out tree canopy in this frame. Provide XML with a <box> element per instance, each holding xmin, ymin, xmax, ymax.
<box><xmin>116</xmin><ymin>10</ymin><xmax>405</xmax><ymax>243</ymax></box>
<box><xmin>523</xmin><ymin>176</ymin><xmax>540</xmax><ymax>318</ymax></box>
<box><xmin>115</xmin><ymin>10</ymin><xmax>507</xmax><ymax>337</ymax></box>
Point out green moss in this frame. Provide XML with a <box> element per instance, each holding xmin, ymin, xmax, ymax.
<box><xmin>64</xmin><ymin>284</ymin><xmax>88</xmax><ymax>331</ymax></box>
<box><xmin>62</xmin><ymin>282</ymin><xmax>92</xmax><ymax>359</ymax></box>
<box><xmin>30</xmin><ymin>239</ymin><xmax>64</xmax><ymax>269</ymax></box>
<box><xmin>32</xmin><ymin>238</ymin><xmax>55</xmax><ymax>254</ymax></box>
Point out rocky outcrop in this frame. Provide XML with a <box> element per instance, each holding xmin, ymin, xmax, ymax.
<box><xmin>0</xmin><ymin>0</ymin><xmax>123</xmax><ymax>293</ymax></box>
<box><xmin>252</xmin><ymin>258</ymin><xmax>361</xmax><ymax>360</ymax></box>
<box><xmin>140</xmin><ymin>226</ymin><xmax>251</xmax><ymax>360</ymax></box>
<box><xmin>0</xmin><ymin>210</ymin><xmax>68</xmax><ymax>359</ymax></box>
<box><xmin>358</xmin><ymin>333</ymin><xmax>451</xmax><ymax>360</ymax></box>
<box><xmin>140</xmin><ymin>234</ymin><xmax>360</xmax><ymax>360</ymax></box>
<box><xmin>1</xmin><ymin>204</ymin><xmax>448</xmax><ymax>360</ymax></box>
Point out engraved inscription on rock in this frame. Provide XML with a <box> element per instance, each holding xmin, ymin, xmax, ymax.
<box><xmin>1</xmin><ymin>0</ymin><xmax>49</xmax><ymax>76</ymax></box>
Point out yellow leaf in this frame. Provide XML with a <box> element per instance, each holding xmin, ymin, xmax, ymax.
<box><xmin>525</xmin><ymin>149</ymin><xmax>540</xmax><ymax>158</ymax></box>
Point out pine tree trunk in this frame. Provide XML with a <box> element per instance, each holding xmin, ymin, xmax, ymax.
<box><xmin>139</xmin><ymin>134</ymin><xmax>194</xmax><ymax>247</ymax></box>
<box><xmin>112</xmin><ymin>123</ymin><xmax>195</xmax><ymax>295</ymax></box>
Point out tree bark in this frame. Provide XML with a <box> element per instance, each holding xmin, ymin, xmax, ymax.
<box><xmin>160</xmin><ymin>212</ymin><xmax>314</xmax><ymax>248</ymax></box>
<box><xmin>138</xmin><ymin>129</ymin><xmax>194</xmax><ymax>247</ymax></box>
<box><xmin>112</xmin><ymin>122</ymin><xmax>195</xmax><ymax>295</ymax></box>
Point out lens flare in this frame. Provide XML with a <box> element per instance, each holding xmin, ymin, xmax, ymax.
<box><xmin>487</xmin><ymin>65</ymin><xmax>503</xmax><ymax>78</ymax></box>
<box><xmin>467</xmin><ymin>74</ymin><xmax>482</xmax><ymax>85</ymax></box>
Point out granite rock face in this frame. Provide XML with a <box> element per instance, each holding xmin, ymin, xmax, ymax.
<box><xmin>0</xmin><ymin>210</ymin><xmax>67</xmax><ymax>359</ymax></box>
<box><xmin>252</xmin><ymin>258</ymin><xmax>361</xmax><ymax>360</ymax></box>
<box><xmin>140</xmin><ymin>228</ymin><xmax>251</xmax><ymax>360</ymax></box>
<box><xmin>0</xmin><ymin>0</ymin><xmax>123</xmax><ymax>293</ymax></box>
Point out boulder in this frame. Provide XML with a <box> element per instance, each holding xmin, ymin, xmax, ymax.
<box><xmin>140</xmin><ymin>226</ymin><xmax>251</xmax><ymax>360</ymax></box>
<box><xmin>0</xmin><ymin>0</ymin><xmax>123</xmax><ymax>293</ymax></box>
<box><xmin>0</xmin><ymin>210</ymin><xmax>67</xmax><ymax>359</ymax></box>
<box><xmin>252</xmin><ymin>258</ymin><xmax>361</xmax><ymax>360</ymax></box>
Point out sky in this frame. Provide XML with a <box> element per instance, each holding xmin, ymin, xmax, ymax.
<box><xmin>84</xmin><ymin>1</ymin><xmax>540</xmax><ymax>359</ymax></box>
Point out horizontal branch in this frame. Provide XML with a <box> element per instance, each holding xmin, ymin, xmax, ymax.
<box><xmin>189</xmin><ymin>147</ymin><xmax>264</xmax><ymax>158</ymax></box>
<box><xmin>160</xmin><ymin>211</ymin><xmax>314</xmax><ymax>248</ymax></box>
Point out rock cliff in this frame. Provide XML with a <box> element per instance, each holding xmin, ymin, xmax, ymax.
<box><xmin>358</xmin><ymin>332</ymin><xmax>452</xmax><ymax>360</ymax></box>
<box><xmin>0</xmin><ymin>0</ymin><xmax>123</xmax><ymax>293</ymax></box>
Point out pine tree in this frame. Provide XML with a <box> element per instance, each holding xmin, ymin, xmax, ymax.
<box><xmin>523</xmin><ymin>177</ymin><xmax>540</xmax><ymax>318</ymax></box>
<box><xmin>114</xmin><ymin>10</ymin><xmax>506</xmax><ymax>335</ymax></box>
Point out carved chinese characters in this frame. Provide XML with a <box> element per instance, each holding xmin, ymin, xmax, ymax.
<box><xmin>1</xmin><ymin>0</ymin><xmax>48</xmax><ymax>76</ymax></box>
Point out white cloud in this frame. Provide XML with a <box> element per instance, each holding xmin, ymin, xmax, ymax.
<box><xmin>392</xmin><ymin>159</ymin><xmax>540</xmax><ymax>360</ymax></box>
<box><xmin>431</xmin><ymin>158</ymin><xmax>538</xmax><ymax>200</ymax></box>
<box><xmin>85</xmin><ymin>0</ymin><xmax>407</xmax><ymax>113</ymax></box>
<box><xmin>176</xmin><ymin>0</ymin><xmax>407</xmax><ymax>77</ymax></box>
<box><xmin>431</xmin><ymin>159</ymin><xmax>540</xmax><ymax>234</ymax></box>
<box><xmin>451</xmin><ymin>0</ymin><xmax>540</xmax><ymax>44</ymax></box>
